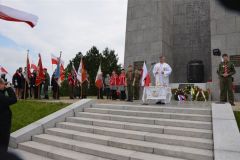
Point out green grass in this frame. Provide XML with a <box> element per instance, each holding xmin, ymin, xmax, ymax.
<box><xmin>11</xmin><ymin>100</ymin><xmax>69</xmax><ymax>132</ymax></box>
<box><xmin>234</xmin><ymin>111</ymin><xmax>240</xmax><ymax>131</ymax></box>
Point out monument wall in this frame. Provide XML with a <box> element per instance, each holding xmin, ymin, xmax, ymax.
<box><xmin>124</xmin><ymin>0</ymin><xmax>240</xmax><ymax>100</ymax></box>
<box><xmin>124</xmin><ymin>0</ymin><xmax>165</xmax><ymax>77</ymax></box>
<box><xmin>172</xmin><ymin>0</ymin><xmax>211</xmax><ymax>82</ymax></box>
<box><xmin>210</xmin><ymin>0</ymin><xmax>240</xmax><ymax>100</ymax></box>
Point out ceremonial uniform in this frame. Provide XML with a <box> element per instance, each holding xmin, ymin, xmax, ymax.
<box><xmin>110</xmin><ymin>74</ymin><xmax>119</xmax><ymax>100</ymax></box>
<box><xmin>217</xmin><ymin>61</ymin><xmax>236</xmax><ymax>104</ymax></box>
<box><xmin>133</xmin><ymin>70</ymin><xmax>141</xmax><ymax>100</ymax></box>
<box><xmin>0</xmin><ymin>87</ymin><xmax>17</xmax><ymax>152</ymax></box>
<box><xmin>126</xmin><ymin>70</ymin><xmax>134</xmax><ymax>101</ymax></box>
<box><xmin>153</xmin><ymin>62</ymin><xmax>172</xmax><ymax>86</ymax></box>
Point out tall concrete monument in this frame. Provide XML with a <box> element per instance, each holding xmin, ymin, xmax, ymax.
<box><xmin>124</xmin><ymin>0</ymin><xmax>240</xmax><ymax>100</ymax></box>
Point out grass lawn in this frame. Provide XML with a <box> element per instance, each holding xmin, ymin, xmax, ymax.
<box><xmin>234</xmin><ymin>111</ymin><xmax>240</xmax><ymax>131</ymax></box>
<box><xmin>11</xmin><ymin>100</ymin><xmax>70</xmax><ymax>133</ymax></box>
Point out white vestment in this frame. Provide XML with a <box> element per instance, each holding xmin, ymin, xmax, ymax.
<box><xmin>153</xmin><ymin>62</ymin><xmax>172</xmax><ymax>86</ymax></box>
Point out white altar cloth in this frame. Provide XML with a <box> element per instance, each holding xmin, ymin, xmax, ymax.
<box><xmin>142</xmin><ymin>86</ymin><xmax>172</xmax><ymax>104</ymax></box>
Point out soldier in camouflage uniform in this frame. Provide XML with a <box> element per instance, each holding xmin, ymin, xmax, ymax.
<box><xmin>133</xmin><ymin>69</ymin><xmax>141</xmax><ymax>100</ymax></box>
<box><xmin>217</xmin><ymin>54</ymin><xmax>236</xmax><ymax>106</ymax></box>
<box><xmin>126</xmin><ymin>65</ymin><xmax>134</xmax><ymax>102</ymax></box>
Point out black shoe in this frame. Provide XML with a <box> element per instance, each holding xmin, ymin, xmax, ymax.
<box><xmin>230</xmin><ymin>103</ymin><xmax>235</xmax><ymax>106</ymax></box>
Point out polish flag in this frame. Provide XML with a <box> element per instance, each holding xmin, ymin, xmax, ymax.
<box><xmin>77</xmin><ymin>58</ymin><xmax>87</xmax><ymax>83</ymax></box>
<box><xmin>0</xmin><ymin>65</ymin><xmax>8</xmax><ymax>74</ymax></box>
<box><xmin>51</xmin><ymin>54</ymin><xmax>64</xmax><ymax>66</ymax></box>
<box><xmin>95</xmin><ymin>64</ymin><xmax>103</xmax><ymax>89</ymax></box>
<box><xmin>141</xmin><ymin>62</ymin><xmax>151</xmax><ymax>87</ymax></box>
<box><xmin>0</xmin><ymin>4</ymin><xmax>38</xmax><ymax>28</ymax></box>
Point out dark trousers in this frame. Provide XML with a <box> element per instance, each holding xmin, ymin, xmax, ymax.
<box><xmin>105</xmin><ymin>87</ymin><xmax>111</xmax><ymax>99</ymax></box>
<box><xmin>220</xmin><ymin>77</ymin><xmax>234</xmax><ymax>104</ymax></box>
<box><xmin>127</xmin><ymin>84</ymin><xmax>133</xmax><ymax>101</ymax></box>
<box><xmin>120</xmin><ymin>91</ymin><xmax>126</xmax><ymax>100</ymax></box>
<box><xmin>69</xmin><ymin>85</ymin><xmax>74</xmax><ymax>99</ymax></box>
<box><xmin>97</xmin><ymin>88</ymin><xmax>103</xmax><ymax>99</ymax></box>
<box><xmin>44</xmin><ymin>85</ymin><xmax>49</xmax><ymax>99</ymax></box>
<box><xmin>111</xmin><ymin>90</ymin><xmax>117</xmax><ymax>100</ymax></box>
<box><xmin>0</xmin><ymin>112</ymin><xmax>12</xmax><ymax>152</ymax></box>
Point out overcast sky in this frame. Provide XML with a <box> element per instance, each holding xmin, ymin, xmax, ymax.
<box><xmin>0</xmin><ymin>0</ymin><xmax>128</xmax><ymax>79</ymax></box>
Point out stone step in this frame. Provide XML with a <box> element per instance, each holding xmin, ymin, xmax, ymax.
<box><xmin>10</xmin><ymin>149</ymin><xmax>53</xmax><ymax>160</ymax></box>
<box><xmin>18</xmin><ymin>141</ymin><xmax>110</xmax><ymax>160</ymax></box>
<box><xmin>84</xmin><ymin>108</ymin><xmax>212</xmax><ymax>122</ymax></box>
<box><xmin>33</xmin><ymin>134</ymin><xmax>213</xmax><ymax>160</ymax></box>
<box><xmin>20</xmin><ymin>138</ymin><xmax>186</xmax><ymax>160</ymax></box>
<box><xmin>94</xmin><ymin>104</ymin><xmax>211</xmax><ymax>115</ymax></box>
<box><xmin>46</xmin><ymin>127</ymin><xmax>213</xmax><ymax>150</ymax></box>
<box><xmin>66</xmin><ymin>117</ymin><xmax>213</xmax><ymax>139</ymax></box>
<box><xmin>76</xmin><ymin>112</ymin><xmax>212</xmax><ymax>130</ymax></box>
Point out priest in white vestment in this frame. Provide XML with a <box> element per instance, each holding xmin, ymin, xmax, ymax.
<box><xmin>153</xmin><ymin>56</ymin><xmax>172</xmax><ymax>86</ymax></box>
<box><xmin>152</xmin><ymin>56</ymin><xmax>172</xmax><ymax>104</ymax></box>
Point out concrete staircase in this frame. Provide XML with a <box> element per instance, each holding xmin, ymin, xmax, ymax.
<box><xmin>16</xmin><ymin>103</ymin><xmax>214</xmax><ymax>160</ymax></box>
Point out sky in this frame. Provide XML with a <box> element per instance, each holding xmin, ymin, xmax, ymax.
<box><xmin>0</xmin><ymin>0</ymin><xmax>128</xmax><ymax>80</ymax></box>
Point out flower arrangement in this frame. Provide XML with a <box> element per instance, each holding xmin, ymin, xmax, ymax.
<box><xmin>171</xmin><ymin>86</ymin><xmax>209</xmax><ymax>101</ymax></box>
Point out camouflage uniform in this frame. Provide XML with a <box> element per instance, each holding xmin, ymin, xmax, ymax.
<box><xmin>126</xmin><ymin>70</ymin><xmax>134</xmax><ymax>101</ymax></box>
<box><xmin>217</xmin><ymin>61</ymin><xmax>236</xmax><ymax>104</ymax></box>
<box><xmin>133</xmin><ymin>70</ymin><xmax>141</xmax><ymax>100</ymax></box>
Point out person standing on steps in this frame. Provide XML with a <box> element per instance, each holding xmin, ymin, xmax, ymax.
<box><xmin>217</xmin><ymin>53</ymin><xmax>236</xmax><ymax>106</ymax></box>
<box><xmin>153</xmin><ymin>56</ymin><xmax>172</xmax><ymax>104</ymax></box>
<box><xmin>126</xmin><ymin>65</ymin><xmax>134</xmax><ymax>102</ymax></box>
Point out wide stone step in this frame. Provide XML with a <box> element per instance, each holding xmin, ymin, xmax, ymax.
<box><xmin>20</xmin><ymin>137</ymin><xmax>186</xmax><ymax>160</ymax></box>
<box><xmin>10</xmin><ymin>149</ymin><xmax>53</xmax><ymax>160</ymax></box>
<box><xmin>94</xmin><ymin>104</ymin><xmax>211</xmax><ymax>115</ymax></box>
<box><xmin>84</xmin><ymin>108</ymin><xmax>212</xmax><ymax>122</ymax></box>
<box><xmin>66</xmin><ymin>117</ymin><xmax>213</xmax><ymax>139</ymax></box>
<box><xmin>58</xmin><ymin>121</ymin><xmax>213</xmax><ymax>143</ymax></box>
<box><xmin>33</xmin><ymin>134</ymin><xmax>213</xmax><ymax>160</ymax></box>
<box><xmin>46</xmin><ymin>127</ymin><xmax>213</xmax><ymax>150</ymax></box>
<box><xmin>18</xmin><ymin>141</ymin><xmax>110</xmax><ymax>160</ymax></box>
<box><xmin>76</xmin><ymin>112</ymin><xmax>212</xmax><ymax>130</ymax></box>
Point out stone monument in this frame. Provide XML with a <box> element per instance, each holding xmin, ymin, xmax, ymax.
<box><xmin>124</xmin><ymin>0</ymin><xmax>240</xmax><ymax>100</ymax></box>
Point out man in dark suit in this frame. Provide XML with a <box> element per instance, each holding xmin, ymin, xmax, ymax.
<box><xmin>0</xmin><ymin>78</ymin><xmax>17</xmax><ymax>152</ymax></box>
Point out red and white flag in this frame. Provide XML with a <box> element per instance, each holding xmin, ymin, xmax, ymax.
<box><xmin>95</xmin><ymin>64</ymin><xmax>103</xmax><ymax>89</ymax></box>
<box><xmin>141</xmin><ymin>62</ymin><xmax>151</xmax><ymax>87</ymax></box>
<box><xmin>77</xmin><ymin>58</ymin><xmax>87</xmax><ymax>83</ymax></box>
<box><xmin>0</xmin><ymin>65</ymin><xmax>8</xmax><ymax>74</ymax></box>
<box><xmin>51</xmin><ymin>54</ymin><xmax>64</xmax><ymax>66</ymax></box>
<box><xmin>0</xmin><ymin>4</ymin><xmax>38</xmax><ymax>28</ymax></box>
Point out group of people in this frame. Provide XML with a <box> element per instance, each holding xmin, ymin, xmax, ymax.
<box><xmin>67</xmin><ymin>66</ymin><xmax>142</xmax><ymax>102</ymax></box>
<box><xmin>11</xmin><ymin>67</ymin><xmax>51</xmax><ymax>100</ymax></box>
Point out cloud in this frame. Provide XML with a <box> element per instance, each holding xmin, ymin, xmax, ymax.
<box><xmin>0</xmin><ymin>0</ymin><xmax>127</xmax><ymax>78</ymax></box>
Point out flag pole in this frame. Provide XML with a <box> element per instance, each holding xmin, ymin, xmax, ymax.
<box><xmin>24</xmin><ymin>50</ymin><xmax>29</xmax><ymax>100</ymax></box>
<box><xmin>57</xmin><ymin>51</ymin><xmax>62</xmax><ymax>99</ymax></box>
